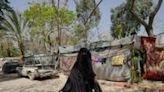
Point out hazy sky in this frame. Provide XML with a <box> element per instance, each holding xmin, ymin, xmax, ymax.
<box><xmin>9</xmin><ymin>0</ymin><xmax>164</xmax><ymax>41</ymax></box>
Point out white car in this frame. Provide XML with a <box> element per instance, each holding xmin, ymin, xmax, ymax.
<box><xmin>17</xmin><ymin>60</ymin><xmax>56</xmax><ymax>80</ymax></box>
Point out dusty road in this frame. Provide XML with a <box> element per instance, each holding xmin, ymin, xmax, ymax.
<box><xmin>0</xmin><ymin>71</ymin><xmax>164</xmax><ymax>92</ymax></box>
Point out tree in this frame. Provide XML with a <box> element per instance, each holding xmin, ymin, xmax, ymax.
<box><xmin>23</xmin><ymin>3</ymin><xmax>75</xmax><ymax>52</ymax></box>
<box><xmin>74</xmin><ymin>0</ymin><xmax>102</xmax><ymax>43</ymax></box>
<box><xmin>111</xmin><ymin>0</ymin><xmax>153</xmax><ymax>38</ymax></box>
<box><xmin>0</xmin><ymin>0</ymin><xmax>11</xmax><ymax>22</ymax></box>
<box><xmin>0</xmin><ymin>38</ymin><xmax>21</xmax><ymax>57</ymax></box>
<box><xmin>24</xmin><ymin>4</ymin><xmax>55</xmax><ymax>52</ymax></box>
<box><xmin>51</xmin><ymin>0</ymin><xmax>76</xmax><ymax>46</ymax></box>
<box><xmin>130</xmin><ymin>0</ymin><xmax>163</xmax><ymax>37</ymax></box>
<box><xmin>0</xmin><ymin>10</ymin><xmax>27</xmax><ymax>56</ymax></box>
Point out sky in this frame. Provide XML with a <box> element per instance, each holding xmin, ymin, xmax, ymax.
<box><xmin>9</xmin><ymin>0</ymin><xmax>164</xmax><ymax>42</ymax></box>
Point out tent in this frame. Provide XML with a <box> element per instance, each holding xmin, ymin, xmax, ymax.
<box><xmin>59</xmin><ymin>36</ymin><xmax>137</xmax><ymax>81</ymax></box>
<box><xmin>91</xmin><ymin>36</ymin><xmax>135</xmax><ymax>81</ymax></box>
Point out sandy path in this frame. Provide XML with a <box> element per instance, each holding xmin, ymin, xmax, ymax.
<box><xmin>0</xmin><ymin>73</ymin><xmax>164</xmax><ymax>92</ymax></box>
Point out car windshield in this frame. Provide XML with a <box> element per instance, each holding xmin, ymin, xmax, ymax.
<box><xmin>24</xmin><ymin>59</ymin><xmax>40</xmax><ymax>65</ymax></box>
<box><xmin>24</xmin><ymin>60</ymin><xmax>32</xmax><ymax>65</ymax></box>
<box><xmin>35</xmin><ymin>60</ymin><xmax>40</xmax><ymax>64</ymax></box>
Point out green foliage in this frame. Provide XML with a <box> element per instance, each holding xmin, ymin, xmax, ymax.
<box><xmin>0</xmin><ymin>40</ymin><xmax>21</xmax><ymax>57</ymax></box>
<box><xmin>67</xmin><ymin>37</ymin><xmax>78</xmax><ymax>45</ymax></box>
<box><xmin>0</xmin><ymin>10</ymin><xmax>27</xmax><ymax>55</ymax></box>
<box><xmin>75</xmin><ymin>24</ymin><xmax>85</xmax><ymax>38</ymax></box>
<box><xmin>111</xmin><ymin>0</ymin><xmax>153</xmax><ymax>38</ymax></box>
<box><xmin>75</xmin><ymin>0</ymin><xmax>101</xmax><ymax>41</ymax></box>
<box><xmin>23</xmin><ymin>4</ymin><xmax>54</xmax><ymax>27</ymax></box>
<box><xmin>0</xmin><ymin>0</ymin><xmax>12</xmax><ymax>22</ymax></box>
<box><xmin>0</xmin><ymin>46</ymin><xmax>21</xmax><ymax>57</ymax></box>
<box><xmin>59</xmin><ymin>8</ymin><xmax>76</xmax><ymax>26</ymax></box>
<box><xmin>23</xmin><ymin>4</ymin><xmax>76</xmax><ymax>48</ymax></box>
<box><xmin>0</xmin><ymin>31</ymin><xmax>5</xmax><ymax>38</ymax></box>
<box><xmin>112</xmin><ymin>24</ymin><xmax>124</xmax><ymax>39</ymax></box>
<box><xmin>24</xmin><ymin>4</ymin><xmax>75</xmax><ymax>30</ymax></box>
<box><xmin>9</xmin><ymin>47</ymin><xmax>21</xmax><ymax>56</ymax></box>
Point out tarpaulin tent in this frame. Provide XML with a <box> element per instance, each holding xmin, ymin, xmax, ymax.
<box><xmin>59</xmin><ymin>36</ymin><xmax>136</xmax><ymax>81</ymax></box>
<box><xmin>92</xmin><ymin>47</ymin><xmax>131</xmax><ymax>81</ymax></box>
<box><xmin>91</xmin><ymin>36</ymin><xmax>135</xmax><ymax>81</ymax></box>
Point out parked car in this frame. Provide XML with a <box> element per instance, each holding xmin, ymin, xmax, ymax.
<box><xmin>16</xmin><ymin>59</ymin><xmax>55</xmax><ymax>80</ymax></box>
<box><xmin>2</xmin><ymin>59</ymin><xmax>22</xmax><ymax>74</ymax></box>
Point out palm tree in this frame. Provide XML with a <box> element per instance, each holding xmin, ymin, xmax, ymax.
<box><xmin>0</xmin><ymin>0</ymin><xmax>11</xmax><ymax>22</ymax></box>
<box><xmin>0</xmin><ymin>10</ymin><xmax>28</xmax><ymax>56</ymax></box>
<box><xmin>0</xmin><ymin>31</ymin><xmax>12</xmax><ymax>57</ymax></box>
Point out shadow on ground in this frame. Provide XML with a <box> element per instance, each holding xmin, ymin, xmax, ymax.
<box><xmin>36</xmin><ymin>74</ymin><xmax>60</xmax><ymax>81</ymax></box>
<box><xmin>0</xmin><ymin>71</ymin><xmax>20</xmax><ymax>82</ymax></box>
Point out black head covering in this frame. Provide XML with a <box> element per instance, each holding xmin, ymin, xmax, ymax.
<box><xmin>60</xmin><ymin>48</ymin><xmax>102</xmax><ymax>92</ymax></box>
<box><xmin>74</xmin><ymin>48</ymin><xmax>95</xmax><ymax>80</ymax></box>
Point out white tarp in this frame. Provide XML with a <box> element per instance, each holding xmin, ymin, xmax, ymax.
<box><xmin>155</xmin><ymin>33</ymin><xmax>164</xmax><ymax>48</ymax></box>
<box><xmin>59</xmin><ymin>36</ymin><xmax>135</xmax><ymax>81</ymax></box>
<box><xmin>59</xmin><ymin>43</ymin><xmax>86</xmax><ymax>54</ymax></box>
<box><xmin>92</xmin><ymin>46</ymin><xmax>131</xmax><ymax>81</ymax></box>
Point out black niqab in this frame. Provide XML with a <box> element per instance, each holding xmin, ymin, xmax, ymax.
<box><xmin>74</xmin><ymin>48</ymin><xmax>95</xmax><ymax>80</ymax></box>
<box><xmin>59</xmin><ymin>48</ymin><xmax>102</xmax><ymax>92</ymax></box>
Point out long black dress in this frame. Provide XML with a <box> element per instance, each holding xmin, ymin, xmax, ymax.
<box><xmin>59</xmin><ymin>48</ymin><xmax>102</xmax><ymax>92</ymax></box>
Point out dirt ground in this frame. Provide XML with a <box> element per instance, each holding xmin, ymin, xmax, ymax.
<box><xmin>0</xmin><ymin>70</ymin><xmax>164</xmax><ymax>92</ymax></box>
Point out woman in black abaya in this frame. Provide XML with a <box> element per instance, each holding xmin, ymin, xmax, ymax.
<box><xmin>59</xmin><ymin>48</ymin><xmax>102</xmax><ymax>92</ymax></box>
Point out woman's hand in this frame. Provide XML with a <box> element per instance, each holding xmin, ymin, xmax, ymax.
<box><xmin>92</xmin><ymin>89</ymin><xmax>95</xmax><ymax>92</ymax></box>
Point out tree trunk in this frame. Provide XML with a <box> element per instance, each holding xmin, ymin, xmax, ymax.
<box><xmin>130</xmin><ymin>0</ymin><xmax>162</xmax><ymax>37</ymax></box>
<box><xmin>19</xmin><ymin>43</ymin><xmax>25</xmax><ymax>62</ymax></box>
<box><xmin>145</xmin><ymin>26</ymin><xmax>154</xmax><ymax>37</ymax></box>
<box><xmin>19</xmin><ymin>42</ymin><xmax>25</xmax><ymax>56</ymax></box>
<box><xmin>44</xmin><ymin>42</ymin><xmax>47</xmax><ymax>52</ymax></box>
<box><xmin>7</xmin><ymin>48</ymin><xmax>11</xmax><ymax>57</ymax></box>
<box><xmin>84</xmin><ymin>30</ymin><xmax>87</xmax><ymax>46</ymax></box>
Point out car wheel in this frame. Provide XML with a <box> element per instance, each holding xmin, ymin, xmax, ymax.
<box><xmin>28</xmin><ymin>72</ymin><xmax>35</xmax><ymax>80</ymax></box>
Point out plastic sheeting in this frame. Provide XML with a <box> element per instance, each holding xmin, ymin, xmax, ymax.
<box><xmin>59</xmin><ymin>43</ymin><xmax>86</xmax><ymax>54</ymax></box>
<box><xmin>110</xmin><ymin>36</ymin><xmax>134</xmax><ymax>46</ymax></box>
<box><xmin>89</xmin><ymin>36</ymin><xmax>135</xmax><ymax>50</ymax></box>
<box><xmin>155</xmin><ymin>33</ymin><xmax>164</xmax><ymax>48</ymax></box>
<box><xmin>59</xmin><ymin>36</ymin><xmax>135</xmax><ymax>54</ymax></box>
<box><xmin>58</xmin><ymin>36</ymin><xmax>135</xmax><ymax>81</ymax></box>
<box><xmin>111</xmin><ymin>54</ymin><xmax>124</xmax><ymax>66</ymax></box>
<box><xmin>59</xmin><ymin>47</ymin><xmax>131</xmax><ymax>81</ymax></box>
<box><xmin>60</xmin><ymin>54</ymin><xmax>77</xmax><ymax>72</ymax></box>
<box><xmin>92</xmin><ymin>47</ymin><xmax>131</xmax><ymax>81</ymax></box>
<box><xmin>141</xmin><ymin>37</ymin><xmax>164</xmax><ymax>80</ymax></box>
<box><xmin>59</xmin><ymin>46</ymin><xmax>132</xmax><ymax>81</ymax></box>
